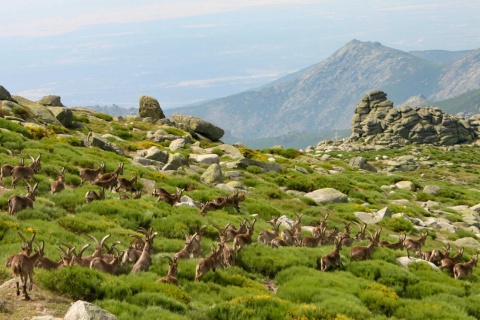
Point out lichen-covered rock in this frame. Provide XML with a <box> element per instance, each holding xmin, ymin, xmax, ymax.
<box><xmin>38</xmin><ymin>95</ymin><xmax>64</xmax><ymax>106</ymax></box>
<box><xmin>48</xmin><ymin>106</ymin><xmax>73</xmax><ymax>127</ymax></box>
<box><xmin>304</xmin><ymin>188</ymin><xmax>348</xmax><ymax>204</ymax></box>
<box><xmin>171</xmin><ymin>114</ymin><xmax>224</xmax><ymax>141</ymax></box>
<box><xmin>138</xmin><ymin>95</ymin><xmax>165</xmax><ymax>120</ymax></box>
<box><xmin>0</xmin><ymin>85</ymin><xmax>12</xmax><ymax>101</ymax></box>
<box><xmin>200</xmin><ymin>163</ymin><xmax>223</xmax><ymax>185</ymax></box>
<box><xmin>10</xmin><ymin>95</ymin><xmax>63</xmax><ymax>125</ymax></box>
<box><xmin>349</xmin><ymin>156</ymin><xmax>377</xmax><ymax>172</ymax></box>
<box><xmin>162</xmin><ymin>153</ymin><xmax>189</xmax><ymax>171</ymax></box>
<box><xmin>85</xmin><ymin>132</ymin><xmax>124</xmax><ymax>155</ymax></box>
<box><xmin>64</xmin><ymin>300</ymin><xmax>117</xmax><ymax>320</ymax></box>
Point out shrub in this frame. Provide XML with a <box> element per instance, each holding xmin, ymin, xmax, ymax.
<box><xmin>378</xmin><ymin>217</ymin><xmax>414</xmax><ymax>233</ymax></box>
<box><xmin>393</xmin><ymin>298</ymin><xmax>475</xmax><ymax>320</ymax></box>
<box><xmin>37</xmin><ymin>267</ymin><xmax>105</xmax><ymax>301</ymax></box>
<box><xmin>358</xmin><ymin>283</ymin><xmax>399</xmax><ymax>317</ymax></box>
<box><xmin>127</xmin><ymin>292</ymin><xmax>187</xmax><ymax>313</ymax></box>
<box><xmin>94</xmin><ymin>113</ymin><xmax>113</xmax><ymax>121</ymax></box>
<box><xmin>246</xmin><ymin>165</ymin><xmax>265</xmax><ymax>174</ymax></box>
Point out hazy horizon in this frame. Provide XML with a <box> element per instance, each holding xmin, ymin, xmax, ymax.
<box><xmin>2</xmin><ymin>1</ymin><xmax>479</xmax><ymax>109</ymax></box>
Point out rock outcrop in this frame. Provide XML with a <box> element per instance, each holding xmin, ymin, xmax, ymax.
<box><xmin>138</xmin><ymin>95</ymin><xmax>165</xmax><ymax>120</ymax></box>
<box><xmin>349</xmin><ymin>90</ymin><xmax>478</xmax><ymax>146</ymax></box>
<box><xmin>171</xmin><ymin>114</ymin><xmax>224</xmax><ymax>141</ymax></box>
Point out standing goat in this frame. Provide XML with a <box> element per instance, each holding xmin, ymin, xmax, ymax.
<box><xmin>195</xmin><ymin>243</ymin><xmax>224</xmax><ymax>281</ymax></box>
<box><xmin>439</xmin><ymin>247</ymin><xmax>464</xmax><ymax>276</ymax></box>
<box><xmin>428</xmin><ymin>243</ymin><xmax>451</xmax><ymax>266</ymax></box>
<box><xmin>6</xmin><ymin>232</ymin><xmax>36</xmax><ymax>268</ymax></box>
<box><xmin>97</xmin><ymin>162</ymin><xmax>124</xmax><ymax>182</ymax></box>
<box><xmin>116</xmin><ymin>173</ymin><xmax>138</xmax><ymax>193</ymax></box>
<box><xmin>258</xmin><ymin>216</ymin><xmax>281</xmax><ymax>245</ymax></box>
<box><xmin>131</xmin><ymin>227</ymin><xmax>157</xmax><ymax>273</ymax></box>
<box><xmin>85</xmin><ymin>188</ymin><xmax>105</xmax><ymax>203</ymax></box>
<box><xmin>453</xmin><ymin>254</ymin><xmax>478</xmax><ymax>280</ymax></box>
<box><xmin>80</xmin><ymin>162</ymin><xmax>105</xmax><ymax>185</ymax></box>
<box><xmin>174</xmin><ymin>232</ymin><xmax>198</xmax><ymax>260</ymax></box>
<box><xmin>8</xmin><ymin>182</ymin><xmax>38</xmax><ymax>215</ymax></box>
<box><xmin>350</xmin><ymin>228</ymin><xmax>382</xmax><ymax>261</ymax></box>
<box><xmin>403</xmin><ymin>231</ymin><xmax>428</xmax><ymax>258</ymax></box>
<box><xmin>157</xmin><ymin>256</ymin><xmax>179</xmax><ymax>285</ymax></box>
<box><xmin>233</xmin><ymin>219</ymin><xmax>256</xmax><ymax>254</ymax></box>
<box><xmin>0</xmin><ymin>157</ymin><xmax>24</xmax><ymax>185</ymax></box>
<box><xmin>11</xmin><ymin>240</ymin><xmax>44</xmax><ymax>300</ymax></box>
<box><xmin>51</xmin><ymin>167</ymin><xmax>66</xmax><ymax>194</ymax></box>
<box><xmin>11</xmin><ymin>155</ymin><xmax>41</xmax><ymax>188</ymax></box>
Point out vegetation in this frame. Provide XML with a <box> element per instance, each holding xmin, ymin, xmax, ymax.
<box><xmin>1</xmin><ymin>108</ymin><xmax>480</xmax><ymax>319</ymax></box>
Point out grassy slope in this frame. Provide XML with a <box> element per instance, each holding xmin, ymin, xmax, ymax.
<box><xmin>1</xmin><ymin>110</ymin><xmax>480</xmax><ymax>319</ymax></box>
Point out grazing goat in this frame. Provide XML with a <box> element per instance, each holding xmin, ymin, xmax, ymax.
<box><xmin>90</xmin><ymin>249</ymin><xmax>124</xmax><ymax>275</ymax></box>
<box><xmin>223</xmin><ymin>190</ymin><xmax>246</xmax><ymax>211</ymax></box>
<box><xmin>319</xmin><ymin>238</ymin><xmax>344</xmax><ymax>272</ymax></box>
<box><xmin>80</xmin><ymin>162</ymin><xmax>105</xmax><ymax>185</ymax></box>
<box><xmin>379</xmin><ymin>234</ymin><xmax>406</xmax><ymax>250</ymax></box>
<box><xmin>198</xmin><ymin>197</ymin><xmax>227</xmax><ymax>216</ymax></box>
<box><xmin>8</xmin><ymin>182</ymin><xmax>38</xmax><ymax>215</ymax></box>
<box><xmin>6</xmin><ymin>232</ymin><xmax>36</xmax><ymax>268</ymax></box>
<box><xmin>116</xmin><ymin>173</ymin><xmax>138</xmax><ymax>193</ymax></box>
<box><xmin>11</xmin><ymin>240</ymin><xmax>44</xmax><ymax>300</ymax></box>
<box><xmin>269</xmin><ymin>238</ymin><xmax>290</xmax><ymax>248</ymax></box>
<box><xmin>258</xmin><ymin>216</ymin><xmax>281</xmax><ymax>244</ymax></box>
<box><xmin>213</xmin><ymin>224</ymin><xmax>236</xmax><ymax>267</ymax></box>
<box><xmin>122</xmin><ymin>235</ymin><xmax>144</xmax><ymax>265</ymax></box>
<box><xmin>157</xmin><ymin>256</ymin><xmax>179</xmax><ymax>285</ymax></box>
<box><xmin>233</xmin><ymin>219</ymin><xmax>256</xmax><ymax>254</ymax></box>
<box><xmin>0</xmin><ymin>157</ymin><xmax>24</xmax><ymax>185</ymax></box>
<box><xmin>93</xmin><ymin>173</ymin><xmax>118</xmax><ymax>191</ymax></box>
<box><xmin>189</xmin><ymin>225</ymin><xmax>207</xmax><ymax>258</ymax></box>
<box><xmin>156</xmin><ymin>187</ymin><xmax>184</xmax><ymax>206</ymax></box>
<box><xmin>224</xmin><ymin>220</ymin><xmax>247</xmax><ymax>242</ymax></box>
<box><xmin>50</xmin><ymin>167</ymin><xmax>65</xmax><ymax>194</ymax></box>
<box><xmin>453</xmin><ymin>254</ymin><xmax>478</xmax><ymax>280</ymax></box>
<box><xmin>11</xmin><ymin>155</ymin><xmax>41</xmax><ymax>188</ymax></box>
<box><xmin>403</xmin><ymin>231</ymin><xmax>428</xmax><ymax>258</ymax></box>
<box><xmin>350</xmin><ymin>229</ymin><xmax>382</xmax><ymax>261</ymax></box>
<box><xmin>85</xmin><ymin>188</ymin><xmax>105</xmax><ymax>203</ymax></box>
<box><xmin>301</xmin><ymin>227</ymin><xmax>325</xmax><ymax>248</ymax></box>
<box><xmin>131</xmin><ymin>227</ymin><xmax>157</xmax><ymax>273</ymax></box>
<box><xmin>195</xmin><ymin>243</ymin><xmax>224</xmax><ymax>281</ymax></box>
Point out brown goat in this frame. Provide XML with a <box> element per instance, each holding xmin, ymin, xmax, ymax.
<box><xmin>50</xmin><ymin>167</ymin><xmax>65</xmax><ymax>194</ymax></box>
<box><xmin>379</xmin><ymin>234</ymin><xmax>406</xmax><ymax>250</ymax></box>
<box><xmin>5</xmin><ymin>232</ymin><xmax>36</xmax><ymax>268</ymax></box>
<box><xmin>156</xmin><ymin>187</ymin><xmax>184</xmax><ymax>206</ymax></box>
<box><xmin>85</xmin><ymin>188</ymin><xmax>105</xmax><ymax>203</ymax></box>
<box><xmin>11</xmin><ymin>155</ymin><xmax>41</xmax><ymax>188</ymax></box>
<box><xmin>90</xmin><ymin>250</ymin><xmax>124</xmax><ymax>275</ymax></box>
<box><xmin>453</xmin><ymin>254</ymin><xmax>478</xmax><ymax>280</ymax></box>
<box><xmin>131</xmin><ymin>227</ymin><xmax>157</xmax><ymax>273</ymax></box>
<box><xmin>350</xmin><ymin>229</ymin><xmax>382</xmax><ymax>261</ymax></box>
<box><xmin>195</xmin><ymin>243</ymin><xmax>224</xmax><ymax>281</ymax></box>
<box><xmin>439</xmin><ymin>247</ymin><xmax>464</xmax><ymax>276</ymax></box>
<box><xmin>0</xmin><ymin>157</ymin><xmax>24</xmax><ymax>185</ymax></box>
<box><xmin>198</xmin><ymin>197</ymin><xmax>227</xmax><ymax>216</ymax></box>
<box><xmin>97</xmin><ymin>162</ymin><xmax>124</xmax><ymax>182</ymax></box>
<box><xmin>258</xmin><ymin>216</ymin><xmax>281</xmax><ymax>245</ymax></box>
<box><xmin>8</xmin><ymin>182</ymin><xmax>38</xmax><ymax>215</ymax></box>
<box><xmin>11</xmin><ymin>240</ymin><xmax>44</xmax><ymax>300</ymax></box>
<box><xmin>157</xmin><ymin>256</ymin><xmax>179</xmax><ymax>285</ymax></box>
<box><xmin>80</xmin><ymin>162</ymin><xmax>106</xmax><ymax>185</ymax></box>
<box><xmin>319</xmin><ymin>237</ymin><xmax>344</xmax><ymax>272</ymax></box>
<box><xmin>233</xmin><ymin>219</ymin><xmax>256</xmax><ymax>254</ymax></box>
<box><xmin>403</xmin><ymin>231</ymin><xmax>428</xmax><ymax>258</ymax></box>
<box><xmin>116</xmin><ymin>173</ymin><xmax>138</xmax><ymax>193</ymax></box>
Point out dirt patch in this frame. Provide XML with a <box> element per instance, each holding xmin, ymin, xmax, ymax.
<box><xmin>263</xmin><ymin>279</ymin><xmax>278</xmax><ymax>294</ymax></box>
<box><xmin>0</xmin><ymin>278</ymin><xmax>72</xmax><ymax>320</ymax></box>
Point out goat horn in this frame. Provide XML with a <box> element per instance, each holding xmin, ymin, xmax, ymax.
<box><xmin>100</xmin><ymin>234</ymin><xmax>111</xmax><ymax>247</ymax></box>
<box><xmin>162</xmin><ymin>255</ymin><xmax>173</xmax><ymax>263</ymax></box>
<box><xmin>17</xmin><ymin>231</ymin><xmax>28</xmax><ymax>247</ymax></box>
<box><xmin>87</xmin><ymin>234</ymin><xmax>100</xmax><ymax>246</ymax></box>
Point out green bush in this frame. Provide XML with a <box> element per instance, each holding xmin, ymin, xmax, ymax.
<box><xmin>127</xmin><ymin>292</ymin><xmax>187</xmax><ymax>313</ymax></box>
<box><xmin>94</xmin><ymin>113</ymin><xmax>113</xmax><ymax>121</ymax></box>
<box><xmin>378</xmin><ymin>217</ymin><xmax>414</xmax><ymax>233</ymax></box>
<box><xmin>393</xmin><ymin>298</ymin><xmax>475</xmax><ymax>320</ymax></box>
<box><xmin>358</xmin><ymin>283</ymin><xmax>399</xmax><ymax>317</ymax></box>
<box><xmin>37</xmin><ymin>267</ymin><xmax>105</xmax><ymax>301</ymax></box>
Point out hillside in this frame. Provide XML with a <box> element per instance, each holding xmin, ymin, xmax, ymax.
<box><xmin>2</xmin><ymin>91</ymin><xmax>480</xmax><ymax>319</ymax></box>
<box><xmin>166</xmin><ymin>40</ymin><xmax>480</xmax><ymax>142</ymax></box>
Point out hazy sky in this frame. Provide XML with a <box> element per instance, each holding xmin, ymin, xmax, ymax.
<box><xmin>2</xmin><ymin>0</ymin><xmax>480</xmax><ymax>109</ymax></box>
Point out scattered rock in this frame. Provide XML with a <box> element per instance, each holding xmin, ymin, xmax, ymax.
<box><xmin>304</xmin><ymin>188</ymin><xmax>349</xmax><ymax>204</ymax></box>
<box><xmin>200</xmin><ymin>163</ymin><xmax>223</xmax><ymax>185</ymax></box>
<box><xmin>171</xmin><ymin>114</ymin><xmax>224</xmax><ymax>141</ymax></box>
<box><xmin>138</xmin><ymin>95</ymin><xmax>165</xmax><ymax>120</ymax></box>
<box><xmin>64</xmin><ymin>300</ymin><xmax>117</xmax><ymax>320</ymax></box>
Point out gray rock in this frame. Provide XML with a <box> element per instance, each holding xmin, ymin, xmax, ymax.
<box><xmin>169</xmin><ymin>138</ymin><xmax>187</xmax><ymax>151</ymax></box>
<box><xmin>374</xmin><ymin>207</ymin><xmax>391</xmax><ymax>220</ymax></box>
<box><xmin>11</xmin><ymin>95</ymin><xmax>63</xmax><ymax>125</ymax></box>
<box><xmin>138</xmin><ymin>95</ymin><xmax>165</xmax><ymax>120</ymax></box>
<box><xmin>230</xmin><ymin>158</ymin><xmax>280</xmax><ymax>172</ymax></box>
<box><xmin>423</xmin><ymin>185</ymin><xmax>441</xmax><ymax>195</ymax></box>
<box><xmin>295</xmin><ymin>166</ymin><xmax>309</xmax><ymax>174</ymax></box>
<box><xmin>349</xmin><ymin>156</ymin><xmax>378</xmax><ymax>172</ymax></box>
<box><xmin>453</xmin><ymin>237</ymin><xmax>480</xmax><ymax>249</ymax></box>
<box><xmin>354</xmin><ymin>212</ymin><xmax>379</xmax><ymax>224</ymax></box>
<box><xmin>304</xmin><ymin>188</ymin><xmax>348</xmax><ymax>204</ymax></box>
<box><xmin>200</xmin><ymin>163</ymin><xmax>223</xmax><ymax>185</ymax></box>
<box><xmin>38</xmin><ymin>95</ymin><xmax>64</xmax><ymax>106</ymax></box>
<box><xmin>0</xmin><ymin>85</ymin><xmax>12</xmax><ymax>100</ymax></box>
<box><xmin>84</xmin><ymin>132</ymin><xmax>124</xmax><ymax>155</ymax></box>
<box><xmin>48</xmin><ymin>106</ymin><xmax>73</xmax><ymax>127</ymax></box>
<box><xmin>140</xmin><ymin>146</ymin><xmax>169</xmax><ymax>163</ymax></box>
<box><xmin>397</xmin><ymin>257</ymin><xmax>439</xmax><ymax>270</ymax></box>
<box><xmin>189</xmin><ymin>154</ymin><xmax>220</xmax><ymax>165</ymax></box>
<box><xmin>206</xmin><ymin>144</ymin><xmax>244</xmax><ymax>159</ymax></box>
<box><xmin>162</xmin><ymin>153</ymin><xmax>189</xmax><ymax>171</ymax></box>
<box><xmin>395</xmin><ymin>180</ymin><xmax>416</xmax><ymax>191</ymax></box>
<box><xmin>64</xmin><ymin>300</ymin><xmax>117</xmax><ymax>320</ymax></box>
<box><xmin>171</xmin><ymin>114</ymin><xmax>224</xmax><ymax>141</ymax></box>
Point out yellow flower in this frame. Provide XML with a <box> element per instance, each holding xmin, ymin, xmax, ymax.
<box><xmin>25</xmin><ymin>227</ymin><xmax>35</xmax><ymax>233</ymax></box>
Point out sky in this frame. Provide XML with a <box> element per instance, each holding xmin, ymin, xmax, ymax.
<box><xmin>1</xmin><ymin>0</ymin><xmax>480</xmax><ymax>109</ymax></box>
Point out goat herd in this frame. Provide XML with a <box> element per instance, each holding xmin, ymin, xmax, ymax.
<box><xmin>2</xmin><ymin>155</ymin><xmax>478</xmax><ymax>301</ymax></box>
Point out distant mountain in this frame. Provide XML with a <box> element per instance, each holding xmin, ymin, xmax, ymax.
<box><xmin>81</xmin><ymin>104</ymin><xmax>137</xmax><ymax>117</ymax></box>
<box><xmin>166</xmin><ymin>40</ymin><xmax>480</xmax><ymax>141</ymax></box>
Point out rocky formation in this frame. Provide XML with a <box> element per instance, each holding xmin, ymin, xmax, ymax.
<box><xmin>38</xmin><ymin>95</ymin><xmax>64</xmax><ymax>107</ymax></box>
<box><xmin>171</xmin><ymin>114</ymin><xmax>224</xmax><ymax>141</ymax></box>
<box><xmin>349</xmin><ymin>90</ymin><xmax>478</xmax><ymax>146</ymax></box>
<box><xmin>138</xmin><ymin>95</ymin><xmax>165</xmax><ymax>120</ymax></box>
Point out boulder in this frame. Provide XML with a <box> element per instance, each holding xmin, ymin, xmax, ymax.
<box><xmin>229</xmin><ymin>158</ymin><xmax>280</xmax><ymax>172</ymax></box>
<box><xmin>171</xmin><ymin>114</ymin><xmax>224</xmax><ymax>141</ymax></box>
<box><xmin>189</xmin><ymin>154</ymin><xmax>220</xmax><ymax>165</ymax></box>
<box><xmin>200</xmin><ymin>163</ymin><xmax>223</xmax><ymax>185</ymax></box>
<box><xmin>395</xmin><ymin>181</ymin><xmax>416</xmax><ymax>191</ymax></box>
<box><xmin>38</xmin><ymin>95</ymin><xmax>64</xmax><ymax>106</ymax></box>
<box><xmin>11</xmin><ymin>95</ymin><xmax>63</xmax><ymax>125</ymax></box>
<box><xmin>84</xmin><ymin>132</ymin><xmax>124</xmax><ymax>155</ymax></box>
<box><xmin>206</xmin><ymin>144</ymin><xmax>244</xmax><ymax>159</ymax></box>
<box><xmin>139</xmin><ymin>146</ymin><xmax>169</xmax><ymax>163</ymax></box>
<box><xmin>423</xmin><ymin>185</ymin><xmax>441</xmax><ymax>195</ymax></box>
<box><xmin>0</xmin><ymin>85</ymin><xmax>12</xmax><ymax>101</ymax></box>
<box><xmin>169</xmin><ymin>138</ymin><xmax>187</xmax><ymax>151</ymax></box>
<box><xmin>162</xmin><ymin>153</ymin><xmax>189</xmax><ymax>171</ymax></box>
<box><xmin>138</xmin><ymin>95</ymin><xmax>165</xmax><ymax>120</ymax></box>
<box><xmin>64</xmin><ymin>300</ymin><xmax>117</xmax><ymax>320</ymax></box>
<box><xmin>304</xmin><ymin>188</ymin><xmax>348</xmax><ymax>204</ymax></box>
<box><xmin>349</xmin><ymin>156</ymin><xmax>377</xmax><ymax>172</ymax></box>
<box><xmin>48</xmin><ymin>106</ymin><xmax>73</xmax><ymax>127</ymax></box>
<box><xmin>397</xmin><ymin>257</ymin><xmax>439</xmax><ymax>270</ymax></box>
